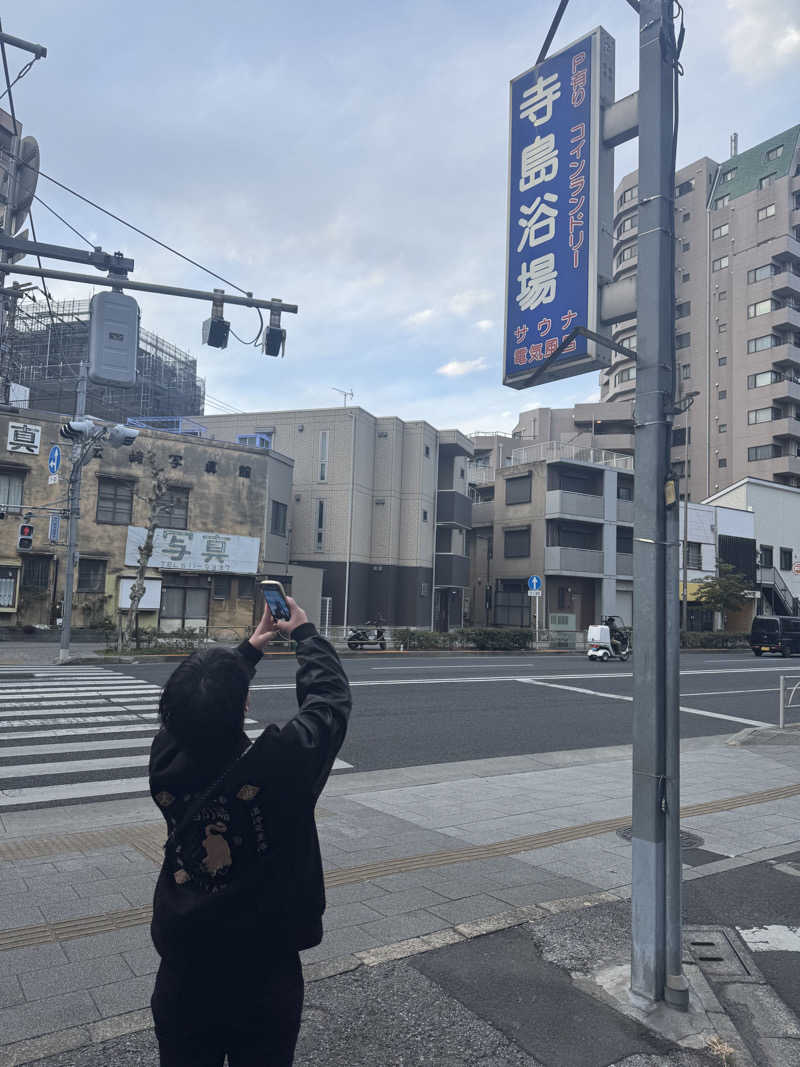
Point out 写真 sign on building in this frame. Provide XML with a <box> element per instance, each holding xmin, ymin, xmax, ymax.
<box><xmin>125</xmin><ymin>527</ymin><xmax>260</xmax><ymax>574</ymax></box>
<box><xmin>503</xmin><ymin>28</ymin><xmax>615</xmax><ymax>389</ymax></box>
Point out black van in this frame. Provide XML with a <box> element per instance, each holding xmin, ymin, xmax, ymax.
<box><xmin>750</xmin><ymin>616</ymin><xmax>800</xmax><ymax>656</ymax></box>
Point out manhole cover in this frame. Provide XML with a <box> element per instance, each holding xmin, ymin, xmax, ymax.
<box><xmin>615</xmin><ymin>826</ymin><xmax>704</xmax><ymax>850</ymax></box>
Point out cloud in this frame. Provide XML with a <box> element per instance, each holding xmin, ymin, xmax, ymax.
<box><xmin>436</xmin><ymin>358</ymin><xmax>488</xmax><ymax>377</ymax></box>
<box><xmin>725</xmin><ymin>0</ymin><xmax>800</xmax><ymax>76</ymax></box>
<box><xmin>448</xmin><ymin>290</ymin><xmax>492</xmax><ymax>316</ymax></box>
<box><xmin>405</xmin><ymin>308</ymin><xmax>435</xmax><ymax>327</ymax></box>
<box><xmin>582</xmin><ymin>390</ymin><xmax>601</xmax><ymax>403</ymax></box>
<box><xmin>474</xmin><ymin>319</ymin><xmax>494</xmax><ymax>331</ymax></box>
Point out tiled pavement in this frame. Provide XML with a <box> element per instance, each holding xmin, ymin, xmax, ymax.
<box><xmin>0</xmin><ymin>732</ymin><xmax>798</xmax><ymax>1062</ymax></box>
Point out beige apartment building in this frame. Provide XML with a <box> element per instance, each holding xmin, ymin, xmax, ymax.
<box><xmin>193</xmin><ymin>408</ymin><xmax>473</xmax><ymax>630</ymax></box>
<box><xmin>0</xmin><ymin>407</ymin><xmax>321</xmax><ymax>636</ymax></box>
<box><xmin>604</xmin><ymin>124</ymin><xmax>800</xmax><ymax>500</ymax></box>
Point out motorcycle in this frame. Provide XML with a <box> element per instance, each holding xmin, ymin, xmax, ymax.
<box><xmin>347</xmin><ymin>622</ymin><xmax>387</xmax><ymax>651</ymax></box>
<box><xmin>586</xmin><ymin>616</ymin><xmax>632</xmax><ymax>662</ymax></box>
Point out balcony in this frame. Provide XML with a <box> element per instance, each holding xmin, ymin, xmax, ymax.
<box><xmin>761</xmin><ymin>376</ymin><xmax>800</xmax><ymax>404</ymax></box>
<box><xmin>591</xmin><ymin>433</ymin><xmax>635</xmax><ymax>453</ymax></box>
<box><xmin>467</xmin><ymin>464</ymin><xmax>495</xmax><ymax>485</ymax></box>
<box><xmin>769</xmin><ymin>416</ymin><xmax>800</xmax><ymax>441</ymax></box>
<box><xmin>510</xmin><ymin>440</ymin><xmax>634</xmax><ymax>472</ymax></box>
<box><xmin>434</xmin><ymin>553</ymin><xmax>470</xmax><ymax>587</ymax></box>
<box><xmin>773</xmin><ymin>343</ymin><xmax>800</xmax><ymax>372</ymax></box>
<box><xmin>546</xmin><ymin>490</ymin><xmax>604</xmax><ymax>521</ymax></box>
<box><xmin>436</xmin><ymin>490</ymin><xmax>472</xmax><ymax>527</ymax></box>
<box><xmin>773</xmin><ymin>269</ymin><xmax>800</xmax><ymax>300</ymax></box>
<box><xmin>470</xmin><ymin>499</ymin><xmax>495</xmax><ymax>527</ymax></box>
<box><xmin>617</xmin><ymin>498</ymin><xmax>635</xmax><ymax>524</ymax></box>
<box><xmin>616</xmin><ymin>552</ymin><xmax>634</xmax><ymax>576</ymax></box>
<box><xmin>545</xmin><ymin>546</ymin><xmax>604</xmax><ymax>574</ymax></box>
<box><xmin>769</xmin><ymin>305</ymin><xmax>800</xmax><ymax>332</ymax></box>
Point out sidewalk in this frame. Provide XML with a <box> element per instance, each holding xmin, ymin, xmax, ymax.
<box><xmin>0</xmin><ymin>729</ymin><xmax>798</xmax><ymax>1065</ymax></box>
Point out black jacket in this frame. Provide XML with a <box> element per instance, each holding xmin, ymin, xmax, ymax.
<box><xmin>149</xmin><ymin>624</ymin><xmax>351</xmax><ymax>969</ymax></box>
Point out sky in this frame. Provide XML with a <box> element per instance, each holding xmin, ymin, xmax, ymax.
<box><xmin>4</xmin><ymin>0</ymin><xmax>799</xmax><ymax>433</ymax></box>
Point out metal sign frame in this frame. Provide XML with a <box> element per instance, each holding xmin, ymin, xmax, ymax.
<box><xmin>503</xmin><ymin>27</ymin><xmax>615</xmax><ymax>390</ymax></box>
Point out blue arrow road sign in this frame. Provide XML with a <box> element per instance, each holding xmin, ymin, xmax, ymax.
<box><xmin>48</xmin><ymin>445</ymin><xmax>61</xmax><ymax>475</ymax></box>
<box><xmin>528</xmin><ymin>575</ymin><xmax>542</xmax><ymax>591</ymax></box>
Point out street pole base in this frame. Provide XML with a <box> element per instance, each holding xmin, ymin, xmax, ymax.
<box><xmin>58</xmin><ymin>648</ymin><xmax>72</xmax><ymax>665</ymax></box>
<box><xmin>664</xmin><ymin>973</ymin><xmax>690</xmax><ymax>1011</ymax></box>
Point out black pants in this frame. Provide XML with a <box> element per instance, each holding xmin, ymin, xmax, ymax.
<box><xmin>151</xmin><ymin>951</ymin><xmax>304</xmax><ymax>1067</ymax></box>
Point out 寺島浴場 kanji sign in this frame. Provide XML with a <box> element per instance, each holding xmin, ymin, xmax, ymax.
<box><xmin>504</xmin><ymin>28</ymin><xmax>615</xmax><ymax>389</ymax></box>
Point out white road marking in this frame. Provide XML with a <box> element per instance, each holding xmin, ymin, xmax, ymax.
<box><xmin>0</xmin><ymin>723</ymin><xmax>160</xmax><ymax>740</ymax></box>
<box><xmin>0</xmin><ymin>714</ymin><xmax>152</xmax><ymax>728</ymax></box>
<box><xmin>516</xmin><ymin>678</ymin><xmax>769</xmax><ymax>727</ymax></box>
<box><xmin>737</xmin><ymin>925</ymin><xmax>800</xmax><ymax>952</ymax></box>
<box><xmin>681</xmin><ymin>688</ymin><xmax>778</xmax><ymax>697</ymax></box>
<box><xmin>251</xmin><ymin>676</ymin><xmax>523</xmax><ymax>692</ymax></box>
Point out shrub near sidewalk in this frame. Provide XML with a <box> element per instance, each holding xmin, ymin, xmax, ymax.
<box><xmin>680</xmin><ymin>631</ymin><xmax>750</xmax><ymax>649</ymax></box>
<box><xmin>392</xmin><ymin>627</ymin><xmax>534</xmax><ymax>651</ymax></box>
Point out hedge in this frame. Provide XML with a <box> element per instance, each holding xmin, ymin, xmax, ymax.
<box><xmin>392</xmin><ymin>627</ymin><xmax>534</xmax><ymax>651</ymax></box>
<box><xmin>679</xmin><ymin>631</ymin><xmax>750</xmax><ymax>649</ymax></box>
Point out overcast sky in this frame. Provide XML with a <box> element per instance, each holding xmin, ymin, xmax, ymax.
<box><xmin>4</xmin><ymin>0</ymin><xmax>799</xmax><ymax>431</ymax></box>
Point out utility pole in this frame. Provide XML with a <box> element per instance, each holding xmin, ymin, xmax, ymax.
<box><xmin>630</xmin><ymin>0</ymin><xmax>686</xmax><ymax>1007</ymax></box>
<box><xmin>59</xmin><ymin>361</ymin><xmax>87</xmax><ymax>664</ymax></box>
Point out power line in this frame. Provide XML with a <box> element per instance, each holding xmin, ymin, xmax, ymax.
<box><xmin>32</xmin><ymin>194</ymin><xmax>95</xmax><ymax>248</ymax></box>
<box><xmin>0</xmin><ymin>56</ymin><xmax>37</xmax><ymax>103</ymax></box>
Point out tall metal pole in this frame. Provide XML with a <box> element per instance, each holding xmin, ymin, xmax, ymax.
<box><xmin>681</xmin><ymin>404</ymin><xmax>690</xmax><ymax>632</ymax></box>
<box><xmin>631</xmin><ymin>0</ymin><xmax>677</xmax><ymax>1002</ymax></box>
<box><xmin>0</xmin><ymin>120</ymin><xmax>20</xmax><ymax>404</ymax></box>
<box><xmin>342</xmin><ymin>410</ymin><xmax>356</xmax><ymax>633</ymax></box>
<box><xmin>59</xmin><ymin>361</ymin><xmax>88</xmax><ymax>664</ymax></box>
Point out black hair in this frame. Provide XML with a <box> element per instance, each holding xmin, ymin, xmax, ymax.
<box><xmin>159</xmin><ymin>646</ymin><xmax>251</xmax><ymax>757</ymax></box>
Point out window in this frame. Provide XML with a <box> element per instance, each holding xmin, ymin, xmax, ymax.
<box><xmin>617</xmin><ymin>480</ymin><xmax>634</xmax><ymax>501</ymax></box>
<box><xmin>213</xmin><ymin>576</ymin><xmax>231</xmax><ymax>600</ymax></box>
<box><xmin>0</xmin><ymin>468</ymin><xmax>23</xmax><ymax>511</ymax></box>
<box><xmin>712</xmin><ymin>223</ymin><xmax>729</xmax><ymax>240</ymax></box>
<box><xmin>672</xmin><ymin>426</ymin><xmax>690</xmax><ymax>446</ymax></box>
<box><xmin>96</xmin><ymin>478</ymin><xmax>133</xmax><ymax>525</ymax></box>
<box><xmin>718</xmin><ymin>290</ymin><xmax>727</xmax><ymax>301</ymax></box>
<box><xmin>748</xmin><ymin>369</ymin><xmax>782</xmax><ymax>389</ymax></box>
<box><xmin>757</xmin><ymin>203</ymin><xmax>776</xmax><ymax>221</ymax></box>
<box><xmin>236</xmin><ymin>432</ymin><xmax>272</xmax><ymax>450</ymax></box>
<box><xmin>616</xmin><ymin>246</ymin><xmax>637</xmax><ymax>267</ymax></box>
<box><xmin>780</xmin><ymin>548</ymin><xmax>793</xmax><ymax>571</ymax></box>
<box><xmin>718</xmin><ymin>389</ymin><xmax>727</xmax><ymax>400</ymax></box>
<box><xmin>617</xmin><ymin>184</ymin><xmax>638</xmax><ymax>209</ymax></box>
<box><xmin>614</xmin><ymin>366</ymin><xmax>636</xmax><ymax>387</ymax></box>
<box><xmin>760</xmin><ymin>545</ymin><xmax>774</xmax><ymax>568</ymax></box>
<box><xmin>620</xmin><ymin>334</ymin><xmax>637</xmax><ymax>352</ymax></box>
<box><xmin>681</xmin><ymin>241</ymin><xmax>690</xmax><ymax>252</ymax></box>
<box><xmin>748</xmin><ymin>444</ymin><xmax>782</xmax><ymax>461</ymax></box>
<box><xmin>759</xmin><ymin>173</ymin><xmax>776</xmax><ymax>189</ymax></box>
<box><xmin>676</xmin><ymin>179</ymin><xmax>695</xmax><ymax>197</ymax></box>
<box><xmin>505</xmin><ymin>472</ymin><xmax>532</xmax><ymax>505</ymax></box>
<box><xmin>682</xmin><ymin>272</ymin><xmax>690</xmax><ymax>283</ymax></box>
<box><xmin>504</xmin><ymin>527</ymin><xmax>530</xmax><ymax>558</ymax></box>
<box><xmin>748</xmin><ymin>264</ymin><xmax>777</xmax><ymax>283</ymax></box>
<box><xmin>718</xmin><ymin>323</ymin><xmax>728</xmax><ymax>334</ymax></box>
<box><xmin>747</xmin><ymin>298</ymin><xmax>778</xmax><ymax>318</ymax></box>
<box><xmin>718</xmin><ymin>457</ymin><xmax>727</xmax><ymax>468</ymax></box>
<box><xmin>766</xmin><ymin>145</ymin><xmax>783</xmax><ymax>161</ymax></box>
<box><xmin>270</xmin><ymin>500</ymin><xmax>287</xmax><ymax>537</ymax></box>
<box><xmin>681</xmin><ymin>364</ymin><xmax>691</xmax><ymax>379</ymax></box>
<box><xmin>712</xmin><ymin>255</ymin><xmax>729</xmax><ymax>272</ymax></box>
<box><xmin>675</xmin><ymin>332</ymin><xmax>691</xmax><ymax>350</ymax></box>
<box><xmin>718</xmin><ymin>356</ymin><xmax>728</xmax><ymax>366</ymax></box>
<box><xmin>719</xmin><ymin>423</ymin><xmax>727</xmax><ymax>432</ymax></box>
<box><xmin>686</xmin><ymin>542</ymin><xmax>702</xmax><ymax>569</ymax></box>
<box><xmin>748</xmin><ymin>406</ymin><xmax>780</xmax><ymax>424</ymax></box>
<box><xmin>77</xmin><ymin>558</ymin><xmax>107</xmax><ymax>593</ymax></box>
<box><xmin>676</xmin><ymin>301</ymin><xmax>691</xmax><ymax>319</ymax></box>
<box><xmin>682</xmin><ymin>212</ymin><xmax>691</xmax><ymax>223</ymax></box>
<box><xmin>616</xmin><ymin>526</ymin><xmax>633</xmax><ymax>554</ymax></box>
<box><xmin>721</xmin><ymin>168</ymin><xmax>736</xmax><ymax>183</ymax></box>
<box><xmin>747</xmin><ymin>334</ymin><xmax>780</xmax><ymax>353</ymax></box>
<box><xmin>714</xmin><ymin>194</ymin><xmax>730</xmax><ymax>210</ymax></box>
<box><xmin>422</xmin><ymin>509</ymin><xmax>428</xmax><ymax>522</ymax></box>
<box><xmin>315</xmin><ymin>499</ymin><xmax>325</xmax><ymax>550</ymax></box>
<box><xmin>319</xmin><ymin>430</ymin><xmax>329</xmax><ymax>482</ymax></box>
<box><xmin>237</xmin><ymin>577</ymin><xmax>255</xmax><ymax>599</ymax></box>
<box><xmin>424</xmin><ymin>444</ymin><xmax>431</xmax><ymax>458</ymax></box>
<box><xmin>616</xmin><ymin>215</ymin><xmax>637</xmax><ymax>237</ymax></box>
<box><xmin>156</xmin><ymin>487</ymin><xmax>189</xmax><ymax>530</ymax></box>
<box><xmin>238</xmin><ymin>465</ymin><xmax>251</xmax><ymax>479</ymax></box>
<box><xmin>21</xmin><ymin>556</ymin><xmax>50</xmax><ymax>590</ymax></box>
<box><xmin>548</xmin><ymin>522</ymin><xmax>599</xmax><ymax>550</ymax></box>
<box><xmin>0</xmin><ymin>565</ymin><xmax>17</xmax><ymax>608</ymax></box>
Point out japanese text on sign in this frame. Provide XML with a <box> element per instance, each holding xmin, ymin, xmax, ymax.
<box><xmin>7</xmin><ymin>422</ymin><xmax>41</xmax><ymax>455</ymax></box>
<box><xmin>124</xmin><ymin>527</ymin><xmax>260</xmax><ymax>573</ymax></box>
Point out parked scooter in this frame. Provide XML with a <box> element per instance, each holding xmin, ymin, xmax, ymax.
<box><xmin>347</xmin><ymin>622</ymin><xmax>387</xmax><ymax>651</ymax></box>
<box><xmin>586</xmin><ymin>615</ymin><xmax>632</xmax><ymax>662</ymax></box>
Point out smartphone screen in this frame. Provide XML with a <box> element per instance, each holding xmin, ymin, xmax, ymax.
<box><xmin>262</xmin><ymin>584</ymin><xmax>291</xmax><ymax>622</ymax></box>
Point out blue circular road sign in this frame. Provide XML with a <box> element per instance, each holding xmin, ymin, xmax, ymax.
<box><xmin>48</xmin><ymin>445</ymin><xmax>61</xmax><ymax>475</ymax></box>
<box><xmin>528</xmin><ymin>575</ymin><xmax>542</xmax><ymax>591</ymax></box>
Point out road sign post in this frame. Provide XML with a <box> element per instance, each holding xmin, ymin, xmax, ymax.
<box><xmin>528</xmin><ymin>577</ymin><xmax>542</xmax><ymax>647</ymax></box>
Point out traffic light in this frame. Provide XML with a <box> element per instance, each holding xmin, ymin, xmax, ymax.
<box><xmin>17</xmin><ymin>523</ymin><xmax>34</xmax><ymax>551</ymax></box>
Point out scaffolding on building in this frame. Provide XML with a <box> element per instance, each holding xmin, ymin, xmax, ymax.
<box><xmin>6</xmin><ymin>297</ymin><xmax>205</xmax><ymax>422</ymax></box>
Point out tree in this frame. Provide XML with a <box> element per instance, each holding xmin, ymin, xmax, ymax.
<box><xmin>120</xmin><ymin>452</ymin><xmax>169</xmax><ymax>649</ymax></box>
<box><xmin>694</xmin><ymin>564</ymin><xmax>750</xmax><ymax>623</ymax></box>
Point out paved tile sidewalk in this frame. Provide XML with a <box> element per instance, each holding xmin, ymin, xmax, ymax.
<box><xmin>0</xmin><ymin>731</ymin><xmax>798</xmax><ymax>1063</ymax></box>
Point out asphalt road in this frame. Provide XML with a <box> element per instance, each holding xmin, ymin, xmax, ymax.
<box><xmin>121</xmin><ymin>648</ymin><xmax>799</xmax><ymax>774</ymax></box>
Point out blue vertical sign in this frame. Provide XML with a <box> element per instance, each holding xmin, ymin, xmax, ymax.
<box><xmin>504</xmin><ymin>28</ymin><xmax>614</xmax><ymax>389</ymax></box>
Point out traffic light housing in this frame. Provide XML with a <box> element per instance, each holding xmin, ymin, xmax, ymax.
<box><xmin>17</xmin><ymin>523</ymin><xmax>33</xmax><ymax>551</ymax></box>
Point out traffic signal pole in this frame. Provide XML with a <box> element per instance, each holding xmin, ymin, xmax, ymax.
<box><xmin>59</xmin><ymin>361</ymin><xmax>87</xmax><ymax>664</ymax></box>
<box><xmin>630</xmin><ymin>0</ymin><xmax>686</xmax><ymax>1006</ymax></box>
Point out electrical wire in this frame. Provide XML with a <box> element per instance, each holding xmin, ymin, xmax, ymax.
<box><xmin>27</xmin><ymin>211</ymin><xmax>59</xmax><ymax>334</ymax></box>
<box><xmin>0</xmin><ymin>57</ymin><xmax>36</xmax><ymax>103</ymax></box>
<box><xmin>230</xmin><ymin>306</ymin><xmax>264</xmax><ymax>347</ymax></box>
<box><xmin>0</xmin><ymin>18</ymin><xmax>18</xmax><ymax>132</ymax></box>
<box><xmin>32</xmin><ymin>195</ymin><xmax>95</xmax><ymax>248</ymax></box>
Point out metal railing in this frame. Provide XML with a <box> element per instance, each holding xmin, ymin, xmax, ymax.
<box><xmin>757</xmin><ymin>566</ymin><xmax>800</xmax><ymax>616</ymax></box>
<box><xmin>466</xmin><ymin>464</ymin><xmax>496</xmax><ymax>484</ymax></box>
<box><xmin>510</xmin><ymin>440</ymin><xmax>635</xmax><ymax>471</ymax></box>
<box><xmin>778</xmin><ymin>674</ymin><xmax>800</xmax><ymax>728</ymax></box>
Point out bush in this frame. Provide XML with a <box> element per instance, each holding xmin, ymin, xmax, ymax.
<box><xmin>392</xmin><ymin>628</ymin><xmax>455</xmax><ymax>650</ymax></box>
<box><xmin>680</xmin><ymin>631</ymin><xmax>750</xmax><ymax>649</ymax></box>
<box><xmin>457</xmin><ymin>627</ymin><xmax>532</xmax><ymax>651</ymax></box>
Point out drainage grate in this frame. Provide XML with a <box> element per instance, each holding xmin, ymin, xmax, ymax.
<box><xmin>616</xmin><ymin>826</ymin><xmax>704</xmax><ymax>850</ymax></box>
<box><xmin>685</xmin><ymin>926</ymin><xmax>762</xmax><ymax>982</ymax></box>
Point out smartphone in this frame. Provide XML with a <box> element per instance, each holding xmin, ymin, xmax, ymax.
<box><xmin>260</xmin><ymin>580</ymin><xmax>291</xmax><ymax>622</ymax></box>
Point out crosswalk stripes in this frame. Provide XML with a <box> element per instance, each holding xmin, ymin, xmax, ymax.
<box><xmin>0</xmin><ymin>666</ymin><xmax>351</xmax><ymax>812</ymax></box>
